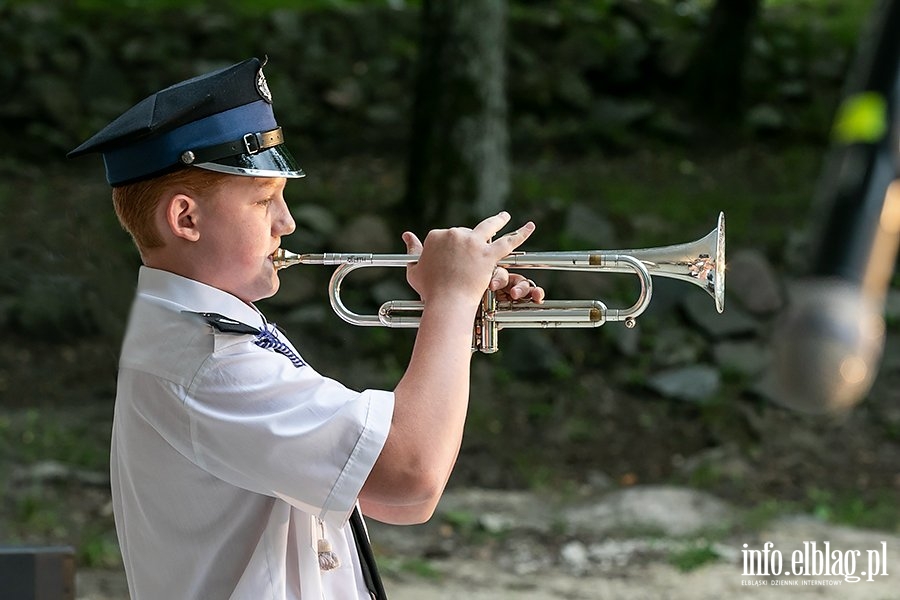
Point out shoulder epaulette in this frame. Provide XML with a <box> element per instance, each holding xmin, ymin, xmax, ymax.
<box><xmin>182</xmin><ymin>311</ymin><xmax>260</xmax><ymax>335</ymax></box>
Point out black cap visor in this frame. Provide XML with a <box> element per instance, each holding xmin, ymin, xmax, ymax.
<box><xmin>194</xmin><ymin>144</ymin><xmax>305</xmax><ymax>179</ymax></box>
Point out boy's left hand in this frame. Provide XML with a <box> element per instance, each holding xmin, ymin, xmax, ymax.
<box><xmin>489</xmin><ymin>268</ymin><xmax>545</xmax><ymax>303</ymax></box>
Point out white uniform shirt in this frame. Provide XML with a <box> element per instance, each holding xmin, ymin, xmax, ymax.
<box><xmin>111</xmin><ymin>267</ymin><xmax>394</xmax><ymax>599</ymax></box>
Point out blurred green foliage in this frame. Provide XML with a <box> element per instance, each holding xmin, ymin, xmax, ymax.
<box><xmin>10</xmin><ymin>0</ymin><xmax>418</xmax><ymax>10</ymax></box>
<box><xmin>0</xmin><ymin>407</ymin><xmax>110</xmax><ymax>470</ymax></box>
<box><xmin>1</xmin><ymin>0</ymin><xmax>872</xmax><ymax>348</ymax></box>
<box><xmin>0</xmin><ymin>0</ymin><xmax>876</xmax><ymax>166</ymax></box>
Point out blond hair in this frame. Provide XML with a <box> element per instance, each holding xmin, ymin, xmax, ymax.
<box><xmin>111</xmin><ymin>168</ymin><xmax>229</xmax><ymax>254</ymax></box>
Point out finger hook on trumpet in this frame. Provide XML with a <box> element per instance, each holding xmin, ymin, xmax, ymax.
<box><xmin>272</xmin><ymin>212</ymin><xmax>725</xmax><ymax>353</ymax></box>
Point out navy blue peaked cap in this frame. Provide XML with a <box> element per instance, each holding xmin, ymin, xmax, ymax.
<box><xmin>68</xmin><ymin>57</ymin><xmax>304</xmax><ymax>186</ymax></box>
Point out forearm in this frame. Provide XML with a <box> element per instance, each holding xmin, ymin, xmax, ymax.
<box><xmin>361</xmin><ymin>295</ymin><xmax>477</xmax><ymax>507</ymax></box>
<box><xmin>358</xmin><ymin>214</ymin><xmax>536</xmax><ymax>513</ymax></box>
<box><xmin>397</xmin><ymin>297</ymin><xmax>476</xmax><ymax>451</ymax></box>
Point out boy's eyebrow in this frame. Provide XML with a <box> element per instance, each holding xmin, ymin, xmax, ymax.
<box><xmin>255</xmin><ymin>178</ymin><xmax>286</xmax><ymax>192</ymax></box>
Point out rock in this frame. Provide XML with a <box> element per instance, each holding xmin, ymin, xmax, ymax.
<box><xmin>563</xmin><ymin>485</ymin><xmax>734</xmax><ymax>537</ymax></box>
<box><xmin>607</xmin><ymin>322</ymin><xmax>641</xmax><ymax>357</ymax></box>
<box><xmin>502</xmin><ymin>536</ymin><xmax>554</xmax><ymax>575</ymax></box>
<box><xmin>559</xmin><ymin>540</ymin><xmax>591</xmax><ymax>573</ymax></box>
<box><xmin>500</xmin><ymin>329</ymin><xmax>570</xmax><ymax>378</ymax></box>
<box><xmin>478</xmin><ymin>513</ymin><xmax>511</xmax><ymax>535</ymax></box>
<box><xmin>675</xmin><ymin>445</ymin><xmax>754</xmax><ymax>485</ymax></box>
<box><xmin>725</xmin><ymin>249</ymin><xmax>784</xmax><ymax>315</ymax></box>
<box><xmin>713</xmin><ymin>340</ymin><xmax>770</xmax><ymax>378</ymax></box>
<box><xmin>647</xmin><ymin>364</ymin><xmax>721</xmax><ymax>403</ymax></box>
<box><xmin>12</xmin><ymin>460</ymin><xmax>109</xmax><ymax>487</ymax></box>
<box><xmin>756</xmin><ymin>515</ymin><xmax>900</xmax><ymax>581</ymax></box>
<box><xmin>370</xmin><ymin>488</ymin><xmax>557</xmax><ymax>540</ymax></box>
<box><xmin>682</xmin><ymin>293</ymin><xmax>759</xmax><ymax>339</ymax></box>
<box><xmin>650</xmin><ymin>327</ymin><xmax>703</xmax><ymax>367</ymax></box>
<box><xmin>584</xmin><ymin>470</ymin><xmax>616</xmax><ymax>492</ymax></box>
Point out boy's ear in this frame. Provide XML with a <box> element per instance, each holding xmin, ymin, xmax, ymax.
<box><xmin>164</xmin><ymin>194</ymin><xmax>202</xmax><ymax>242</ymax></box>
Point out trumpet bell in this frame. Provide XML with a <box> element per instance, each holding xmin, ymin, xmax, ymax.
<box><xmin>632</xmin><ymin>210</ymin><xmax>725</xmax><ymax>313</ymax></box>
<box><xmin>523</xmin><ymin>211</ymin><xmax>726</xmax><ymax>313</ymax></box>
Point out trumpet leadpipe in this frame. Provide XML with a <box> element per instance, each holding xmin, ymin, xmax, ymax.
<box><xmin>272</xmin><ymin>251</ymin><xmax>414</xmax><ymax>268</ymax></box>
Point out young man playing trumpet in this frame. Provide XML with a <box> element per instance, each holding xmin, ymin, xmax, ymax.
<box><xmin>69</xmin><ymin>57</ymin><xmax>543</xmax><ymax>599</ymax></box>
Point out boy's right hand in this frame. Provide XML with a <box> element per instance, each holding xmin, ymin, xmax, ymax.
<box><xmin>402</xmin><ymin>212</ymin><xmax>536</xmax><ymax>308</ymax></box>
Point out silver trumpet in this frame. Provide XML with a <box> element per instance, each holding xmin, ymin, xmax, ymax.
<box><xmin>273</xmin><ymin>212</ymin><xmax>725</xmax><ymax>353</ymax></box>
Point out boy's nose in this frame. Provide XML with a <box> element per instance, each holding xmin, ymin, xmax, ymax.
<box><xmin>275</xmin><ymin>199</ymin><xmax>296</xmax><ymax>236</ymax></box>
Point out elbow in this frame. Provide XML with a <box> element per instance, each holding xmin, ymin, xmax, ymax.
<box><xmin>396</xmin><ymin>461</ymin><xmax>446</xmax><ymax>508</ymax></box>
<box><xmin>388</xmin><ymin>466</ymin><xmax>445</xmax><ymax>525</ymax></box>
<box><xmin>400</xmin><ymin>502</ymin><xmax>439</xmax><ymax>525</ymax></box>
<box><xmin>363</xmin><ymin>454</ymin><xmax>447</xmax><ymax>514</ymax></box>
<box><xmin>363</xmin><ymin>423</ymin><xmax>457</xmax><ymax>515</ymax></box>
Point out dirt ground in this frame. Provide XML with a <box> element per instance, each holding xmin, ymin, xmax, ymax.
<box><xmin>75</xmin><ymin>556</ymin><xmax>899</xmax><ymax>600</ymax></box>
<box><xmin>73</xmin><ymin>500</ymin><xmax>899</xmax><ymax>600</ymax></box>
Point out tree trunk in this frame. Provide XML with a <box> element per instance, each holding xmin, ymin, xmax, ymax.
<box><xmin>683</xmin><ymin>0</ymin><xmax>762</xmax><ymax>124</ymax></box>
<box><xmin>403</xmin><ymin>0</ymin><xmax>509</xmax><ymax>231</ymax></box>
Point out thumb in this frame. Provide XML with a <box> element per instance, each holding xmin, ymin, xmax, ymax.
<box><xmin>402</xmin><ymin>231</ymin><xmax>423</xmax><ymax>255</ymax></box>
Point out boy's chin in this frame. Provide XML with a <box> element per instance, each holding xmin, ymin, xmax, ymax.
<box><xmin>235</xmin><ymin>276</ymin><xmax>280</xmax><ymax>304</ymax></box>
<box><xmin>258</xmin><ymin>276</ymin><xmax>281</xmax><ymax>301</ymax></box>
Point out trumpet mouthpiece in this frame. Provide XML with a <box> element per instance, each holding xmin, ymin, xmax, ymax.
<box><xmin>272</xmin><ymin>248</ymin><xmax>303</xmax><ymax>270</ymax></box>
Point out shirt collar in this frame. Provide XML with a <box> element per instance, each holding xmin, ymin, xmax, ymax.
<box><xmin>136</xmin><ymin>266</ymin><xmax>266</xmax><ymax>329</ymax></box>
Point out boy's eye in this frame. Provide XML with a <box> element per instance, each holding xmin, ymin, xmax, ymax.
<box><xmin>257</xmin><ymin>198</ymin><xmax>272</xmax><ymax>207</ymax></box>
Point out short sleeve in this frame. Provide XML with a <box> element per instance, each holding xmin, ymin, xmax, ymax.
<box><xmin>182</xmin><ymin>338</ymin><xmax>394</xmax><ymax>528</ymax></box>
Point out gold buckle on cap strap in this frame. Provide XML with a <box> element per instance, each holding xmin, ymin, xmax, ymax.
<box><xmin>180</xmin><ymin>127</ymin><xmax>285</xmax><ymax>165</ymax></box>
<box><xmin>243</xmin><ymin>128</ymin><xmax>283</xmax><ymax>155</ymax></box>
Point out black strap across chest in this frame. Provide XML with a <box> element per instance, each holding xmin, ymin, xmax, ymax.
<box><xmin>350</xmin><ymin>507</ymin><xmax>387</xmax><ymax>599</ymax></box>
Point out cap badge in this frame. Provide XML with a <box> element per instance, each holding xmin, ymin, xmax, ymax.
<box><xmin>256</xmin><ymin>68</ymin><xmax>273</xmax><ymax>104</ymax></box>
